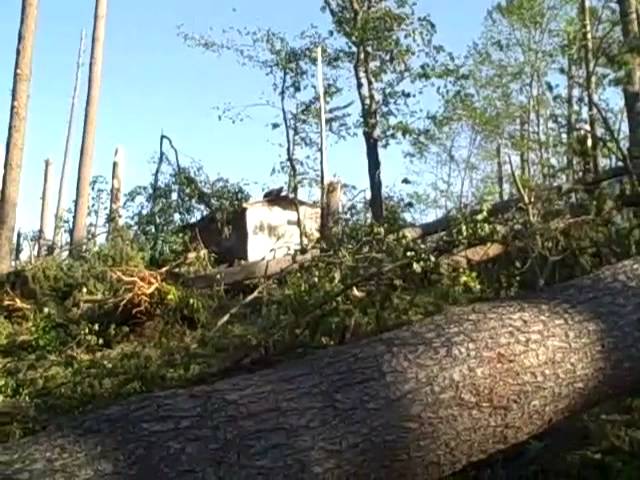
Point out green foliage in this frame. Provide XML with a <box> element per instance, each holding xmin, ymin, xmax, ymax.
<box><xmin>322</xmin><ymin>0</ymin><xmax>448</xmax><ymax>144</ymax></box>
<box><xmin>179</xmin><ymin>24</ymin><xmax>352</xmax><ymax>191</ymax></box>
<box><xmin>123</xmin><ymin>154</ymin><xmax>251</xmax><ymax>266</ymax></box>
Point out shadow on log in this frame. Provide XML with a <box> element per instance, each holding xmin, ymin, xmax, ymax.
<box><xmin>2</xmin><ymin>257</ymin><xmax>640</xmax><ymax>478</ymax></box>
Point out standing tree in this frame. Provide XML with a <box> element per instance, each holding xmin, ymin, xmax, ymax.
<box><xmin>580</xmin><ymin>0</ymin><xmax>600</xmax><ymax>176</ymax></box>
<box><xmin>180</xmin><ymin>26</ymin><xmax>351</xmax><ymax>196</ymax></box>
<box><xmin>615</xmin><ymin>0</ymin><xmax>640</xmax><ymax>173</ymax></box>
<box><xmin>321</xmin><ymin>0</ymin><xmax>440</xmax><ymax>222</ymax></box>
<box><xmin>53</xmin><ymin>28</ymin><xmax>87</xmax><ymax>250</ymax></box>
<box><xmin>70</xmin><ymin>0</ymin><xmax>107</xmax><ymax>250</ymax></box>
<box><xmin>0</xmin><ymin>0</ymin><xmax>39</xmax><ymax>273</ymax></box>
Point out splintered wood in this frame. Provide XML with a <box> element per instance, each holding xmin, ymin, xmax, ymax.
<box><xmin>111</xmin><ymin>268</ymin><xmax>166</xmax><ymax>317</ymax></box>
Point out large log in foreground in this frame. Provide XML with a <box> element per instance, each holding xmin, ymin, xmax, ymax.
<box><xmin>2</xmin><ymin>259</ymin><xmax>640</xmax><ymax>479</ymax></box>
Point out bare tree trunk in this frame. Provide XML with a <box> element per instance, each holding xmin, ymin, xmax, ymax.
<box><xmin>0</xmin><ymin>0</ymin><xmax>39</xmax><ymax>274</ymax></box>
<box><xmin>53</xmin><ymin>28</ymin><xmax>86</xmax><ymax>251</ymax></box>
<box><xmin>37</xmin><ymin>158</ymin><xmax>52</xmax><ymax>257</ymax></box>
<box><xmin>107</xmin><ymin>146</ymin><xmax>123</xmax><ymax>240</ymax></box>
<box><xmin>616</xmin><ymin>0</ymin><xmax>640</xmax><ymax>173</ymax></box>
<box><xmin>317</xmin><ymin>46</ymin><xmax>331</xmax><ymax>241</ymax></box>
<box><xmin>519</xmin><ymin>111</ymin><xmax>530</xmax><ymax>178</ymax></box>
<box><xmin>496</xmin><ymin>142</ymin><xmax>505</xmax><ymax>201</ymax></box>
<box><xmin>0</xmin><ymin>149</ymin><xmax>4</xmax><ymax>198</ymax></box>
<box><xmin>581</xmin><ymin>0</ymin><xmax>600</xmax><ymax>176</ymax></box>
<box><xmin>2</xmin><ymin>258</ymin><xmax>640</xmax><ymax>479</ymax></box>
<box><xmin>323</xmin><ymin>178</ymin><xmax>342</xmax><ymax>241</ymax></box>
<box><xmin>13</xmin><ymin>229</ymin><xmax>22</xmax><ymax>266</ymax></box>
<box><xmin>70</xmin><ymin>0</ymin><xmax>107</xmax><ymax>250</ymax></box>
<box><xmin>91</xmin><ymin>186</ymin><xmax>103</xmax><ymax>242</ymax></box>
<box><xmin>566</xmin><ymin>34</ymin><xmax>576</xmax><ymax>182</ymax></box>
<box><xmin>364</xmin><ymin>131</ymin><xmax>384</xmax><ymax>222</ymax></box>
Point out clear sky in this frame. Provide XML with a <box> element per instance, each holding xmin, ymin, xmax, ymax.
<box><xmin>0</xmin><ymin>0</ymin><xmax>493</xmax><ymax>236</ymax></box>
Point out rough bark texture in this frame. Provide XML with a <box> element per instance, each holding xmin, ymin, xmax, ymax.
<box><xmin>3</xmin><ymin>258</ymin><xmax>640</xmax><ymax>479</ymax></box>
<box><xmin>617</xmin><ymin>0</ymin><xmax>640</xmax><ymax>172</ymax></box>
<box><xmin>0</xmin><ymin>0</ymin><xmax>39</xmax><ymax>273</ymax></box>
<box><xmin>70</xmin><ymin>0</ymin><xmax>107</xmax><ymax>248</ymax></box>
<box><xmin>53</xmin><ymin>28</ymin><xmax>86</xmax><ymax>250</ymax></box>
<box><xmin>37</xmin><ymin>158</ymin><xmax>52</xmax><ymax>257</ymax></box>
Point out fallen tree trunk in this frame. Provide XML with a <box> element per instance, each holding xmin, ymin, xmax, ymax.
<box><xmin>3</xmin><ymin>257</ymin><xmax>640</xmax><ymax>479</ymax></box>
<box><xmin>179</xmin><ymin>249</ymin><xmax>320</xmax><ymax>288</ymax></box>
<box><xmin>401</xmin><ymin>165</ymin><xmax>629</xmax><ymax>240</ymax></box>
<box><xmin>175</xmin><ymin>166</ymin><xmax>629</xmax><ymax>288</ymax></box>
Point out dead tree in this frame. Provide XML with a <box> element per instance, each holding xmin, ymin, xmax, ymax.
<box><xmin>107</xmin><ymin>145</ymin><xmax>123</xmax><ymax>239</ymax></box>
<box><xmin>0</xmin><ymin>0</ymin><xmax>39</xmax><ymax>273</ymax></box>
<box><xmin>70</xmin><ymin>0</ymin><xmax>107</xmax><ymax>249</ymax></box>
<box><xmin>53</xmin><ymin>28</ymin><xmax>86</xmax><ymax>250</ymax></box>
<box><xmin>37</xmin><ymin>157</ymin><xmax>52</xmax><ymax>257</ymax></box>
<box><xmin>2</xmin><ymin>257</ymin><xmax>640</xmax><ymax>479</ymax></box>
<box><xmin>322</xmin><ymin>178</ymin><xmax>342</xmax><ymax>241</ymax></box>
<box><xmin>317</xmin><ymin>45</ymin><xmax>330</xmax><ymax>240</ymax></box>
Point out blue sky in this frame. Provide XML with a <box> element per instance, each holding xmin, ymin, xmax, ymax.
<box><xmin>0</xmin><ymin>0</ymin><xmax>493</xmax><ymax>236</ymax></box>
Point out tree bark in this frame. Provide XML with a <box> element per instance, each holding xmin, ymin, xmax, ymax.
<box><xmin>0</xmin><ymin>0</ymin><xmax>39</xmax><ymax>273</ymax></box>
<box><xmin>580</xmin><ymin>0</ymin><xmax>600</xmax><ymax>176</ymax></box>
<box><xmin>365</xmin><ymin>131</ymin><xmax>384</xmax><ymax>222</ymax></box>
<box><xmin>53</xmin><ymin>28</ymin><xmax>86</xmax><ymax>250</ymax></box>
<box><xmin>496</xmin><ymin>142</ymin><xmax>505</xmax><ymax>201</ymax></box>
<box><xmin>70</xmin><ymin>0</ymin><xmax>107</xmax><ymax>250</ymax></box>
<box><xmin>566</xmin><ymin>32</ymin><xmax>576</xmax><ymax>182</ymax></box>
<box><xmin>616</xmin><ymin>0</ymin><xmax>640</xmax><ymax>173</ymax></box>
<box><xmin>107</xmin><ymin>146</ymin><xmax>123</xmax><ymax>240</ymax></box>
<box><xmin>317</xmin><ymin>46</ymin><xmax>331</xmax><ymax>240</ymax></box>
<box><xmin>37</xmin><ymin>158</ymin><xmax>52</xmax><ymax>257</ymax></box>
<box><xmin>519</xmin><ymin>110</ymin><xmax>530</xmax><ymax>178</ymax></box>
<box><xmin>2</xmin><ymin>258</ymin><xmax>640</xmax><ymax>479</ymax></box>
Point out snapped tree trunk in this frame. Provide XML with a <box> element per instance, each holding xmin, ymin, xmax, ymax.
<box><xmin>616</xmin><ymin>0</ymin><xmax>640</xmax><ymax>173</ymax></box>
<box><xmin>107</xmin><ymin>146</ymin><xmax>123</xmax><ymax>240</ymax></box>
<box><xmin>53</xmin><ymin>28</ymin><xmax>86</xmax><ymax>250</ymax></box>
<box><xmin>37</xmin><ymin>157</ymin><xmax>52</xmax><ymax>257</ymax></box>
<box><xmin>317</xmin><ymin>46</ymin><xmax>331</xmax><ymax>241</ymax></box>
<box><xmin>0</xmin><ymin>0</ymin><xmax>39</xmax><ymax>273</ymax></box>
<box><xmin>3</xmin><ymin>258</ymin><xmax>640</xmax><ymax>479</ymax></box>
<box><xmin>70</xmin><ymin>0</ymin><xmax>107</xmax><ymax>249</ymax></box>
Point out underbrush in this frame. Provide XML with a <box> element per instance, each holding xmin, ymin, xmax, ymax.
<box><xmin>1</xmin><ymin>201</ymin><xmax>640</xmax><ymax>478</ymax></box>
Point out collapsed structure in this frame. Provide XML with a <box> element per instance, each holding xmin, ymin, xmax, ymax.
<box><xmin>183</xmin><ymin>193</ymin><xmax>322</xmax><ymax>264</ymax></box>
